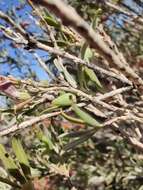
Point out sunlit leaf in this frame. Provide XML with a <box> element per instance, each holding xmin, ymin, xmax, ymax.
<box><xmin>44</xmin><ymin>14</ymin><xmax>61</xmax><ymax>28</ymax></box>
<box><xmin>72</xmin><ymin>104</ymin><xmax>101</xmax><ymax>127</ymax></box>
<box><xmin>84</xmin><ymin>67</ymin><xmax>102</xmax><ymax>88</ymax></box>
<box><xmin>19</xmin><ymin>91</ymin><xmax>31</xmax><ymax>100</ymax></box>
<box><xmin>61</xmin><ymin>111</ymin><xmax>84</xmax><ymax>124</ymax></box>
<box><xmin>0</xmin><ymin>144</ymin><xmax>26</xmax><ymax>184</ymax></box>
<box><xmin>12</xmin><ymin>137</ymin><xmax>31</xmax><ymax>178</ymax></box>
<box><xmin>52</xmin><ymin>93</ymin><xmax>76</xmax><ymax>107</ymax></box>
<box><xmin>80</xmin><ymin>42</ymin><xmax>93</xmax><ymax>62</ymax></box>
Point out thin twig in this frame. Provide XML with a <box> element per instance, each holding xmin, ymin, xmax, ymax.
<box><xmin>32</xmin><ymin>0</ymin><xmax>143</xmax><ymax>87</ymax></box>
<box><xmin>36</xmin><ymin>41</ymin><xmax>132</xmax><ymax>85</ymax></box>
<box><xmin>34</xmin><ymin>53</ymin><xmax>55</xmax><ymax>79</ymax></box>
<box><xmin>0</xmin><ymin>111</ymin><xmax>61</xmax><ymax>136</ymax></box>
<box><xmin>106</xmin><ymin>1</ymin><xmax>143</xmax><ymax>25</ymax></box>
<box><xmin>0</xmin><ymin>15</ymin><xmax>131</xmax><ymax>85</ymax></box>
<box><xmin>42</xmin><ymin>86</ymin><xmax>123</xmax><ymax>111</ymax></box>
<box><xmin>96</xmin><ymin>86</ymin><xmax>132</xmax><ymax>101</ymax></box>
<box><xmin>0</xmin><ymin>10</ymin><xmax>27</xmax><ymax>37</ymax></box>
<box><xmin>112</xmin><ymin>123</ymin><xmax>143</xmax><ymax>152</ymax></box>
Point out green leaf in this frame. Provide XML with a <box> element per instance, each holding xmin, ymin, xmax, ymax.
<box><xmin>0</xmin><ymin>144</ymin><xmax>26</xmax><ymax>184</ymax></box>
<box><xmin>0</xmin><ymin>144</ymin><xmax>17</xmax><ymax>170</ymax></box>
<box><xmin>72</xmin><ymin>104</ymin><xmax>101</xmax><ymax>127</ymax></box>
<box><xmin>79</xmin><ymin>42</ymin><xmax>96</xmax><ymax>90</ymax></box>
<box><xmin>54</xmin><ymin>59</ymin><xmax>77</xmax><ymax>88</ymax></box>
<box><xmin>80</xmin><ymin>41</ymin><xmax>102</xmax><ymax>89</ymax></box>
<box><xmin>52</xmin><ymin>93</ymin><xmax>76</xmax><ymax>107</ymax></box>
<box><xmin>77</xmin><ymin>64</ymin><xmax>88</xmax><ymax>89</ymax></box>
<box><xmin>12</xmin><ymin>137</ymin><xmax>31</xmax><ymax>178</ymax></box>
<box><xmin>61</xmin><ymin>111</ymin><xmax>85</xmax><ymax>124</ymax></box>
<box><xmin>80</xmin><ymin>42</ymin><xmax>93</xmax><ymax>62</ymax></box>
<box><xmin>84</xmin><ymin>67</ymin><xmax>102</xmax><ymax>88</ymax></box>
<box><xmin>44</xmin><ymin>14</ymin><xmax>61</xmax><ymax>28</ymax></box>
<box><xmin>36</xmin><ymin>128</ymin><xmax>54</xmax><ymax>150</ymax></box>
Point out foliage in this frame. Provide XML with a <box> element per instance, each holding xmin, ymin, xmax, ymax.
<box><xmin>0</xmin><ymin>0</ymin><xmax>143</xmax><ymax>189</ymax></box>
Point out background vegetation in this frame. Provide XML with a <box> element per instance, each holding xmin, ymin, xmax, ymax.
<box><xmin>0</xmin><ymin>0</ymin><xmax>143</xmax><ymax>189</ymax></box>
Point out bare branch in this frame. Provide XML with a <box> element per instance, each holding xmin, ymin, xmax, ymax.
<box><xmin>32</xmin><ymin>0</ymin><xmax>143</xmax><ymax>87</ymax></box>
<box><xmin>96</xmin><ymin>86</ymin><xmax>132</xmax><ymax>101</ymax></box>
<box><xmin>106</xmin><ymin>1</ymin><xmax>143</xmax><ymax>25</ymax></box>
<box><xmin>0</xmin><ymin>111</ymin><xmax>61</xmax><ymax>136</ymax></box>
<box><xmin>0</xmin><ymin>10</ymin><xmax>27</xmax><ymax>37</ymax></box>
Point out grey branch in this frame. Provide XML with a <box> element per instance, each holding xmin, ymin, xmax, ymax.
<box><xmin>32</xmin><ymin>0</ymin><xmax>143</xmax><ymax>87</ymax></box>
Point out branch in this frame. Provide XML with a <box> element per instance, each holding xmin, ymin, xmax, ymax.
<box><xmin>0</xmin><ymin>11</ymin><xmax>132</xmax><ymax>85</ymax></box>
<box><xmin>34</xmin><ymin>53</ymin><xmax>55</xmax><ymax>79</ymax></box>
<box><xmin>106</xmin><ymin>1</ymin><xmax>143</xmax><ymax>25</ymax></box>
<box><xmin>42</xmin><ymin>86</ymin><xmax>125</xmax><ymax>111</ymax></box>
<box><xmin>31</xmin><ymin>0</ymin><xmax>143</xmax><ymax>87</ymax></box>
<box><xmin>96</xmin><ymin>86</ymin><xmax>132</xmax><ymax>101</ymax></box>
<box><xmin>0</xmin><ymin>10</ymin><xmax>27</xmax><ymax>37</ymax></box>
<box><xmin>0</xmin><ymin>111</ymin><xmax>61</xmax><ymax>136</ymax></box>
<box><xmin>36</xmin><ymin>41</ymin><xmax>132</xmax><ymax>85</ymax></box>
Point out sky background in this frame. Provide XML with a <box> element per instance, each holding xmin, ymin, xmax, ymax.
<box><xmin>0</xmin><ymin>0</ymin><xmax>49</xmax><ymax>80</ymax></box>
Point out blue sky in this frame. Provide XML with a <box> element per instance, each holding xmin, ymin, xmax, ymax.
<box><xmin>0</xmin><ymin>0</ymin><xmax>50</xmax><ymax>80</ymax></box>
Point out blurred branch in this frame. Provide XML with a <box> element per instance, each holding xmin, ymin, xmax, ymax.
<box><xmin>0</xmin><ymin>10</ymin><xmax>27</xmax><ymax>37</ymax></box>
<box><xmin>40</xmin><ymin>85</ymin><xmax>122</xmax><ymax>111</ymax></box>
<box><xmin>0</xmin><ymin>10</ymin><xmax>132</xmax><ymax>86</ymax></box>
<box><xmin>31</xmin><ymin>0</ymin><xmax>143</xmax><ymax>87</ymax></box>
<box><xmin>34</xmin><ymin>53</ymin><xmax>55</xmax><ymax>79</ymax></box>
<box><xmin>112</xmin><ymin>123</ymin><xmax>143</xmax><ymax>152</ymax></box>
<box><xmin>96</xmin><ymin>86</ymin><xmax>133</xmax><ymax>101</ymax></box>
<box><xmin>0</xmin><ymin>111</ymin><xmax>61</xmax><ymax>136</ymax></box>
<box><xmin>106</xmin><ymin>1</ymin><xmax>143</xmax><ymax>25</ymax></box>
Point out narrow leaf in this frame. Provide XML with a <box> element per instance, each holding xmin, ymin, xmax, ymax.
<box><xmin>44</xmin><ymin>13</ymin><xmax>61</xmax><ymax>28</ymax></box>
<box><xmin>54</xmin><ymin>59</ymin><xmax>77</xmax><ymax>88</ymax></box>
<box><xmin>36</xmin><ymin>128</ymin><xmax>54</xmax><ymax>150</ymax></box>
<box><xmin>80</xmin><ymin>43</ymin><xmax>93</xmax><ymax>62</ymax></box>
<box><xmin>0</xmin><ymin>144</ymin><xmax>26</xmax><ymax>184</ymax></box>
<box><xmin>12</xmin><ymin>137</ymin><xmax>31</xmax><ymax>178</ymax></box>
<box><xmin>61</xmin><ymin>111</ymin><xmax>85</xmax><ymax>124</ymax></box>
<box><xmin>72</xmin><ymin>104</ymin><xmax>101</xmax><ymax>127</ymax></box>
<box><xmin>84</xmin><ymin>67</ymin><xmax>102</xmax><ymax>88</ymax></box>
